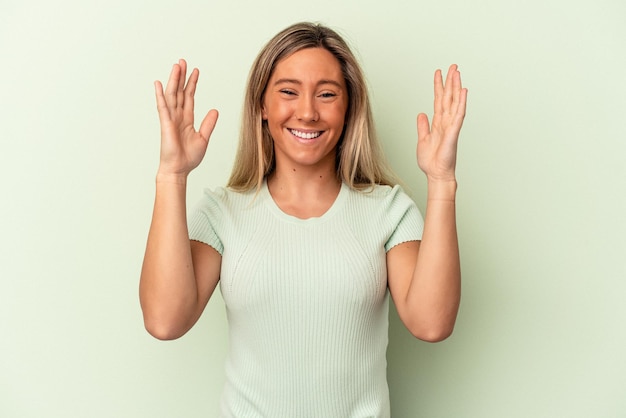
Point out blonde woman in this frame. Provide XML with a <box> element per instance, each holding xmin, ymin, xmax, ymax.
<box><xmin>141</xmin><ymin>22</ymin><xmax>467</xmax><ymax>417</ymax></box>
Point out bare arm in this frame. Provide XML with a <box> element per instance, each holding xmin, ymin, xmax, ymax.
<box><xmin>387</xmin><ymin>183</ymin><xmax>460</xmax><ymax>342</ymax></box>
<box><xmin>387</xmin><ymin>65</ymin><xmax>467</xmax><ymax>342</ymax></box>
<box><xmin>139</xmin><ymin>60</ymin><xmax>221</xmax><ymax>340</ymax></box>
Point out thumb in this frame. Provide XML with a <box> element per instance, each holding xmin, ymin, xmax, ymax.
<box><xmin>416</xmin><ymin>113</ymin><xmax>430</xmax><ymax>142</ymax></box>
<box><xmin>199</xmin><ymin>109</ymin><xmax>219</xmax><ymax>142</ymax></box>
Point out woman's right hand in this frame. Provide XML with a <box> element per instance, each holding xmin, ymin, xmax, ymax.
<box><xmin>154</xmin><ymin>59</ymin><xmax>219</xmax><ymax>181</ymax></box>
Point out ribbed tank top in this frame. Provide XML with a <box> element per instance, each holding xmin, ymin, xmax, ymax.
<box><xmin>189</xmin><ymin>181</ymin><xmax>423</xmax><ymax>417</ymax></box>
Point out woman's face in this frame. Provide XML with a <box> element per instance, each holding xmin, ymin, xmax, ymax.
<box><xmin>262</xmin><ymin>47</ymin><xmax>348</xmax><ymax>172</ymax></box>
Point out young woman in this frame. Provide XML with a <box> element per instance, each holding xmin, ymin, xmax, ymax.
<box><xmin>141</xmin><ymin>22</ymin><xmax>467</xmax><ymax>417</ymax></box>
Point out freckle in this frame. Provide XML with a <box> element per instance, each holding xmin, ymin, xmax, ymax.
<box><xmin>292</xmin><ymin>168</ymin><xmax>296</xmax><ymax>172</ymax></box>
<box><xmin>319</xmin><ymin>175</ymin><xmax>323</xmax><ymax>178</ymax></box>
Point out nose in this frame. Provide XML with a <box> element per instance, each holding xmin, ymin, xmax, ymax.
<box><xmin>295</xmin><ymin>95</ymin><xmax>319</xmax><ymax>122</ymax></box>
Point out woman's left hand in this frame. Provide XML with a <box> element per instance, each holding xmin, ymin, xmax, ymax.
<box><xmin>416</xmin><ymin>64</ymin><xmax>467</xmax><ymax>182</ymax></box>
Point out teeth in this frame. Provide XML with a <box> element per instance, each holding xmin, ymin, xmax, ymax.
<box><xmin>290</xmin><ymin>129</ymin><xmax>321</xmax><ymax>140</ymax></box>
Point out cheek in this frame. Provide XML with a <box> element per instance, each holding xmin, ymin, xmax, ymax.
<box><xmin>336</xmin><ymin>98</ymin><xmax>349</xmax><ymax>124</ymax></box>
<box><xmin>331</xmin><ymin>105</ymin><xmax>348</xmax><ymax>127</ymax></box>
<box><xmin>265</xmin><ymin>101</ymin><xmax>292</xmax><ymax>123</ymax></box>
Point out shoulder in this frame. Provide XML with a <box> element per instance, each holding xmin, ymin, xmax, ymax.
<box><xmin>347</xmin><ymin>183</ymin><xmax>417</xmax><ymax>214</ymax></box>
<box><xmin>343</xmin><ymin>183</ymin><xmax>422</xmax><ymax>228</ymax></box>
<box><xmin>200</xmin><ymin>185</ymin><xmax>251</xmax><ymax>202</ymax></box>
<box><xmin>339</xmin><ymin>183</ymin><xmax>423</xmax><ymax>250</ymax></box>
<box><xmin>188</xmin><ymin>186</ymin><xmax>262</xmax><ymax>254</ymax></box>
<box><xmin>195</xmin><ymin>186</ymin><xmax>258</xmax><ymax>212</ymax></box>
<box><xmin>190</xmin><ymin>186</ymin><xmax>263</xmax><ymax>230</ymax></box>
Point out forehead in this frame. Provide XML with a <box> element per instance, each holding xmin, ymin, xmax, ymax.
<box><xmin>270</xmin><ymin>47</ymin><xmax>345</xmax><ymax>86</ymax></box>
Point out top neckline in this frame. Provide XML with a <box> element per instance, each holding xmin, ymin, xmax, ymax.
<box><xmin>261</xmin><ymin>179</ymin><xmax>348</xmax><ymax>224</ymax></box>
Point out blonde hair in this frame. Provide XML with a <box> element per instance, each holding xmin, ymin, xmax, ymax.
<box><xmin>227</xmin><ymin>22</ymin><xmax>397</xmax><ymax>191</ymax></box>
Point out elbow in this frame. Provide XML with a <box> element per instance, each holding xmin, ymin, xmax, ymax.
<box><xmin>139</xmin><ymin>292</ymin><xmax>194</xmax><ymax>340</ymax></box>
<box><xmin>410</xmin><ymin>325</ymin><xmax>455</xmax><ymax>343</ymax></box>
<box><xmin>403</xmin><ymin>315</ymin><xmax>457</xmax><ymax>342</ymax></box>
<box><xmin>142</xmin><ymin>314</ymin><xmax>189</xmax><ymax>341</ymax></box>
<box><xmin>398</xmin><ymin>297</ymin><xmax>460</xmax><ymax>342</ymax></box>
<box><xmin>145</xmin><ymin>324</ymin><xmax>183</xmax><ymax>341</ymax></box>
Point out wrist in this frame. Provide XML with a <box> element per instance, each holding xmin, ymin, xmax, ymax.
<box><xmin>156</xmin><ymin>171</ymin><xmax>188</xmax><ymax>185</ymax></box>
<box><xmin>426</xmin><ymin>178</ymin><xmax>457</xmax><ymax>201</ymax></box>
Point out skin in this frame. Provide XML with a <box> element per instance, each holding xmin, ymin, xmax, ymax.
<box><xmin>140</xmin><ymin>51</ymin><xmax>467</xmax><ymax>342</ymax></box>
<box><xmin>262</xmin><ymin>48</ymin><xmax>349</xmax><ymax>218</ymax></box>
<box><xmin>262</xmin><ymin>48</ymin><xmax>348</xmax><ymax>173</ymax></box>
<box><xmin>139</xmin><ymin>60</ymin><xmax>221</xmax><ymax>339</ymax></box>
<box><xmin>387</xmin><ymin>66</ymin><xmax>467</xmax><ymax>341</ymax></box>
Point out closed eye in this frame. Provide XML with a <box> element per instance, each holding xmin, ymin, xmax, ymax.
<box><xmin>280</xmin><ymin>89</ymin><xmax>297</xmax><ymax>96</ymax></box>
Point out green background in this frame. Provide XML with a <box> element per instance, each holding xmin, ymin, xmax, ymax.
<box><xmin>1</xmin><ymin>0</ymin><xmax>625</xmax><ymax>416</ymax></box>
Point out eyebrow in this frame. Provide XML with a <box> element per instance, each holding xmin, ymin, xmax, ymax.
<box><xmin>273</xmin><ymin>78</ymin><xmax>344</xmax><ymax>89</ymax></box>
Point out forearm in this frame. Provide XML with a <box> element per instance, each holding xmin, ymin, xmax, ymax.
<box><xmin>140</xmin><ymin>175</ymin><xmax>199</xmax><ymax>339</ymax></box>
<box><xmin>407</xmin><ymin>180</ymin><xmax>461</xmax><ymax>340</ymax></box>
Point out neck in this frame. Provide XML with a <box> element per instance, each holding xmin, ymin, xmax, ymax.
<box><xmin>267</xmin><ymin>162</ymin><xmax>341</xmax><ymax>219</ymax></box>
<box><xmin>269</xmin><ymin>156</ymin><xmax>340</xmax><ymax>193</ymax></box>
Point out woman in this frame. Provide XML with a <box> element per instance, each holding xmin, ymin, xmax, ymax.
<box><xmin>141</xmin><ymin>22</ymin><xmax>466</xmax><ymax>417</ymax></box>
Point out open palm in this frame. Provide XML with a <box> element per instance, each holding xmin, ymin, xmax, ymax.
<box><xmin>416</xmin><ymin>64</ymin><xmax>467</xmax><ymax>182</ymax></box>
<box><xmin>155</xmin><ymin>59</ymin><xmax>219</xmax><ymax>178</ymax></box>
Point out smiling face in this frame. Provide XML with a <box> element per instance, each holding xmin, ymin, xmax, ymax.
<box><xmin>262</xmin><ymin>47</ymin><xmax>349</xmax><ymax>173</ymax></box>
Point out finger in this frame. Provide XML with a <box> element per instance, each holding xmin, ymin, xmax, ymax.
<box><xmin>453</xmin><ymin>87</ymin><xmax>468</xmax><ymax>128</ymax></box>
<box><xmin>434</xmin><ymin>69</ymin><xmax>444</xmax><ymax>116</ymax></box>
<box><xmin>183</xmin><ymin>68</ymin><xmax>200</xmax><ymax>114</ymax></box>
<box><xmin>154</xmin><ymin>80</ymin><xmax>170</xmax><ymax>121</ymax></box>
<box><xmin>199</xmin><ymin>109</ymin><xmax>219</xmax><ymax>142</ymax></box>
<box><xmin>176</xmin><ymin>59</ymin><xmax>187</xmax><ymax>108</ymax></box>
<box><xmin>416</xmin><ymin>112</ymin><xmax>431</xmax><ymax>142</ymax></box>
<box><xmin>450</xmin><ymin>66</ymin><xmax>463</xmax><ymax>115</ymax></box>
<box><xmin>442</xmin><ymin>64</ymin><xmax>457</xmax><ymax>113</ymax></box>
<box><xmin>164</xmin><ymin>63</ymin><xmax>181</xmax><ymax>109</ymax></box>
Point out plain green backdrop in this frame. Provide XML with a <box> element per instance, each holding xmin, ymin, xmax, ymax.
<box><xmin>1</xmin><ymin>0</ymin><xmax>625</xmax><ymax>416</ymax></box>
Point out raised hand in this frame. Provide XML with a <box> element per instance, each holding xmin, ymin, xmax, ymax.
<box><xmin>154</xmin><ymin>59</ymin><xmax>219</xmax><ymax>180</ymax></box>
<box><xmin>416</xmin><ymin>64</ymin><xmax>467</xmax><ymax>183</ymax></box>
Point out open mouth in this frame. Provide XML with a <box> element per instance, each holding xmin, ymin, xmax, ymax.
<box><xmin>289</xmin><ymin>129</ymin><xmax>322</xmax><ymax>140</ymax></box>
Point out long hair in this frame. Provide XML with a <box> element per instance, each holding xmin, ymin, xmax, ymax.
<box><xmin>227</xmin><ymin>22</ymin><xmax>397</xmax><ymax>191</ymax></box>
